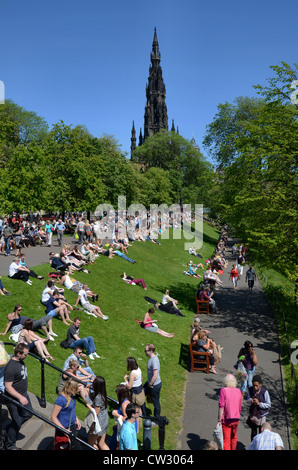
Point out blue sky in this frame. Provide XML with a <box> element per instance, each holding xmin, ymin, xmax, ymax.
<box><xmin>1</xmin><ymin>0</ymin><xmax>297</xmax><ymax>160</ymax></box>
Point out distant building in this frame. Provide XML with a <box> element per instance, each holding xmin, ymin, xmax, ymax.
<box><xmin>190</xmin><ymin>136</ymin><xmax>200</xmax><ymax>152</ymax></box>
<box><xmin>131</xmin><ymin>28</ymin><xmax>178</xmax><ymax>159</ymax></box>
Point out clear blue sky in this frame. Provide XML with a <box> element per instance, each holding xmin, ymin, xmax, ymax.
<box><xmin>1</xmin><ymin>0</ymin><xmax>297</xmax><ymax>160</ymax></box>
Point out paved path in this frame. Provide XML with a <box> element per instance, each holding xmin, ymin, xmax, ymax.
<box><xmin>180</xmin><ymin>239</ymin><xmax>290</xmax><ymax>450</ymax></box>
<box><xmin>0</xmin><ymin>237</ymin><xmax>68</xmax><ymax>276</ymax></box>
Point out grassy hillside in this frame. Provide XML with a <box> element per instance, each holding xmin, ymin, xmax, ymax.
<box><xmin>1</xmin><ymin>222</ymin><xmax>220</xmax><ymax>450</ymax></box>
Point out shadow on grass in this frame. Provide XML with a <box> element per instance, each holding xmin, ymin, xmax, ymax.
<box><xmin>179</xmin><ymin>342</ymin><xmax>190</xmax><ymax>371</ymax></box>
<box><xmin>152</xmin><ymin>281</ymin><xmax>200</xmax><ymax>313</ymax></box>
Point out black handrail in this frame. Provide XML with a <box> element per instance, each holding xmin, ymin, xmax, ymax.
<box><xmin>1</xmin><ymin>341</ymin><xmax>168</xmax><ymax>450</ymax></box>
<box><xmin>0</xmin><ymin>390</ymin><xmax>95</xmax><ymax>450</ymax></box>
<box><xmin>2</xmin><ymin>341</ymin><xmax>118</xmax><ymax>407</ymax></box>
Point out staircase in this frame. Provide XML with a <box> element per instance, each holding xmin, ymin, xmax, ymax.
<box><xmin>1</xmin><ymin>392</ymin><xmax>56</xmax><ymax>450</ymax></box>
<box><xmin>1</xmin><ymin>392</ymin><xmax>89</xmax><ymax>450</ymax></box>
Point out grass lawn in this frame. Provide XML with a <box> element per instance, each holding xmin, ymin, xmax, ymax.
<box><xmin>1</xmin><ymin>222</ymin><xmax>220</xmax><ymax>450</ymax></box>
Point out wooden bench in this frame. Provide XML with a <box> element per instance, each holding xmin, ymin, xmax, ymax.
<box><xmin>195</xmin><ymin>295</ymin><xmax>210</xmax><ymax>314</ymax></box>
<box><xmin>189</xmin><ymin>342</ymin><xmax>210</xmax><ymax>373</ymax></box>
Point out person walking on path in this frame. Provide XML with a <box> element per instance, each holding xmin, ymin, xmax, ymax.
<box><xmin>248</xmin><ymin>422</ymin><xmax>284</xmax><ymax>450</ymax></box>
<box><xmin>145</xmin><ymin>343</ymin><xmax>162</xmax><ymax>418</ymax></box>
<box><xmin>4</xmin><ymin>343</ymin><xmax>33</xmax><ymax>450</ymax></box>
<box><xmin>3</xmin><ymin>221</ymin><xmax>13</xmax><ymax>256</ymax></box>
<box><xmin>246</xmin><ymin>374</ymin><xmax>271</xmax><ymax>441</ymax></box>
<box><xmin>229</xmin><ymin>264</ymin><xmax>239</xmax><ymax>292</ymax></box>
<box><xmin>237</xmin><ymin>341</ymin><xmax>258</xmax><ymax>398</ymax></box>
<box><xmin>245</xmin><ymin>266</ymin><xmax>256</xmax><ymax>293</ymax></box>
<box><xmin>217</xmin><ymin>373</ymin><xmax>243</xmax><ymax>450</ymax></box>
<box><xmin>54</xmin><ymin>219</ymin><xmax>66</xmax><ymax>246</ymax></box>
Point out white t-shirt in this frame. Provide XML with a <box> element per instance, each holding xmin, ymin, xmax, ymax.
<box><xmin>42</xmin><ymin>287</ymin><xmax>52</xmax><ymax>303</ymax></box>
<box><xmin>9</xmin><ymin>262</ymin><xmax>19</xmax><ymax>277</ymax></box>
<box><xmin>78</xmin><ymin>289</ymin><xmax>89</xmax><ymax>306</ymax></box>
<box><xmin>131</xmin><ymin>367</ymin><xmax>142</xmax><ymax>388</ymax></box>
<box><xmin>63</xmin><ymin>274</ymin><xmax>74</xmax><ymax>289</ymax></box>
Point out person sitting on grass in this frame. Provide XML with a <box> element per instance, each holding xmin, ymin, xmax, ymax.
<box><xmin>41</xmin><ymin>279</ymin><xmax>64</xmax><ymax>306</ymax></box>
<box><xmin>74</xmin><ymin>284</ymin><xmax>108</xmax><ymax>320</ymax></box>
<box><xmin>8</xmin><ymin>258</ymin><xmax>32</xmax><ymax>285</ymax></box>
<box><xmin>17</xmin><ymin>254</ymin><xmax>45</xmax><ymax>281</ymax></box>
<box><xmin>184</xmin><ymin>262</ymin><xmax>203</xmax><ymax>279</ymax></box>
<box><xmin>44</xmin><ymin>290</ymin><xmax>73</xmax><ymax>326</ymax></box>
<box><xmin>56</xmin><ymin>271</ymin><xmax>98</xmax><ymax>301</ymax></box>
<box><xmin>18</xmin><ymin>319</ymin><xmax>55</xmax><ymax>362</ymax></box>
<box><xmin>63</xmin><ymin>346</ymin><xmax>96</xmax><ymax>384</ymax></box>
<box><xmin>65</xmin><ymin>317</ymin><xmax>100</xmax><ymax>361</ymax></box>
<box><xmin>143</xmin><ymin>308</ymin><xmax>174</xmax><ymax>338</ymax></box>
<box><xmin>57</xmin><ymin>358</ymin><xmax>92</xmax><ymax>403</ymax></box>
<box><xmin>0</xmin><ymin>305</ymin><xmax>58</xmax><ymax>342</ymax></box>
<box><xmin>0</xmin><ymin>277</ymin><xmax>11</xmax><ymax>296</ymax></box>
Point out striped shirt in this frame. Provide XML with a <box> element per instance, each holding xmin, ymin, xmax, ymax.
<box><xmin>248</xmin><ymin>429</ymin><xmax>284</xmax><ymax>450</ymax></box>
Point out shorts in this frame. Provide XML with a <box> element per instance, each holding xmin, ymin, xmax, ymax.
<box><xmin>145</xmin><ymin>324</ymin><xmax>158</xmax><ymax>333</ymax></box>
<box><xmin>47</xmin><ymin>309</ymin><xmax>58</xmax><ymax>318</ymax></box>
<box><xmin>70</xmin><ymin>284</ymin><xmax>81</xmax><ymax>294</ymax></box>
<box><xmin>82</xmin><ymin>302</ymin><xmax>96</xmax><ymax>313</ymax></box>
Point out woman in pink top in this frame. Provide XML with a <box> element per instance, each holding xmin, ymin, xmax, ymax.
<box><xmin>218</xmin><ymin>374</ymin><xmax>243</xmax><ymax>450</ymax></box>
<box><xmin>143</xmin><ymin>308</ymin><xmax>174</xmax><ymax>338</ymax></box>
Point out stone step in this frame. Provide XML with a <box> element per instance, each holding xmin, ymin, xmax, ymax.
<box><xmin>1</xmin><ymin>391</ymin><xmax>88</xmax><ymax>450</ymax></box>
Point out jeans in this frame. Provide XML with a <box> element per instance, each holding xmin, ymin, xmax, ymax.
<box><xmin>240</xmin><ymin>367</ymin><xmax>255</xmax><ymax>392</ymax></box>
<box><xmin>149</xmin><ymin>382</ymin><xmax>162</xmax><ymax>417</ymax></box>
<box><xmin>117</xmin><ymin>252</ymin><xmax>135</xmax><ymax>263</ymax></box>
<box><xmin>57</xmin><ymin>231</ymin><xmax>64</xmax><ymax>245</ymax></box>
<box><xmin>5</xmin><ymin>237</ymin><xmax>11</xmax><ymax>255</ymax></box>
<box><xmin>5</xmin><ymin>394</ymin><xmax>33</xmax><ymax>449</ymax></box>
<box><xmin>78</xmin><ymin>231</ymin><xmax>84</xmax><ymax>244</ymax></box>
<box><xmin>70</xmin><ymin>336</ymin><xmax>96</xmax><ymax>356</ymax></box>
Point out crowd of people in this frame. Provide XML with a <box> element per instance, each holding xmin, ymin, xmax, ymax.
<box><xmin>0</xmin><ymin>211</ymin><xmax>169</xmax><ymax>451</ymax></box>
<box><xmin>0</xmin><ymin>215</ymin><xmax>284</xmax><ymax>451</ymax></box>
<box><xmin>189</xmin><ymin>229</ymin><xmax>283</xmax><ymax>451</ymax></box>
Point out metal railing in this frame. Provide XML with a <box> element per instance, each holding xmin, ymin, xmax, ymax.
<box><xmin>0</xmin><ymin>342</ymin><xmax>169</xmax><ymax>450</ymax></box>
<box><xmin>0</xmin><ymin>390</ymin><xmax>95</xmax><ymax>450</ymax></box>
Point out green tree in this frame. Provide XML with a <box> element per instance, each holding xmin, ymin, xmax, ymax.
<box><xmin>132</xmin><ymin>130</ymin><xmax>212</xmax><ymax>205</ymax></box>
<box><xmin>0</xmin><ymin>142</ymin><xmax>50</xmax><ymax>213</ymax></box>
<box><xmin>203</xmin><ymin>63</ymin><xmax>298</xmax><ymax>298</ymax></box>
<box><xmin>0</xmin><ymin>100</ymin><xmax>49</xmax><ymax>167</ymax></box>
<box><xmin>43</xmin><ymin>122</ymin><xmax>107</xmax><ymax>213</ymax></box>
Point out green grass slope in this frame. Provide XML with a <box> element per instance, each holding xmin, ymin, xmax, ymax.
<box><xmin>1</xmin><ymin>222</ymin><xmax>220</xmax><ymax>450</ymax></box>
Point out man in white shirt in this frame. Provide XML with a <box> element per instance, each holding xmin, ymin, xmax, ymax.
<box><xmin>74</xmin><ymin>284</ymin><xmax>108</xmax><ymax>320</ymax></box>
<box><xmin>248</xmin><ymin>422</ymin><xmax>284</xmax><ymax>450</ymax></box>
<box><xmin>8</xmin><ymin>259</ymin><xmax>31</xmax><ymax>285</ymax></box>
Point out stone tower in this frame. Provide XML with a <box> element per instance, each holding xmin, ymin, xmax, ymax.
<box><xmin>143</xmin><ymin>27</ymin><xmax>168</xmax><ymax>139</ymax></box>
<box><xmin>131</xmin><ymin>28</ymin><xmax>170</xmax><ymax>159</ymax></box>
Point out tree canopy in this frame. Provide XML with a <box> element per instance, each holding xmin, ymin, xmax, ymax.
<box><xmin>203</xmin><ymin>62</ymin><xmax>298</xmax><ymax>291</ymax></box>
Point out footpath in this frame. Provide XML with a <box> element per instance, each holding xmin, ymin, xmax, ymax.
<box><xmin>180</xmin><ymin>238</ymin><xmax>291</xmax><ymax>450</ymax></box>
<box><xmin>0</xmin><ymin>236</ymin><xmax>291</xmax><ymax>450</ymax></box>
